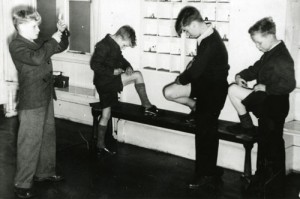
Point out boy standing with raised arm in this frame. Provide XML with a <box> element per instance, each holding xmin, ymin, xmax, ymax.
<box><xmin>9</xmin><ymin>9</ymin><xmax>69</xmax><ymax>198</ymax></box>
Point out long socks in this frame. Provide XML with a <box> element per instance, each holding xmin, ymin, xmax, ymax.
<box><xmin>239</xmin><ymin>112</ymin><xmax>254</xmax><ymax>129</ymax></box>
<box><xmin>135</xmin><ymin>83</ymin><xmax>152</xmax><ymax>108</ymax></box>
<box><xmin>97</xmin><ymin>125</ymin><xmax>107</xmax><ymax>148</ymax></box>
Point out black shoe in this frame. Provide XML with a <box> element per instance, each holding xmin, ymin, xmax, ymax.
<box><xmin>188</xmin><ymin>176</ymin><xmax>216</xmax><ymax>190</ymax></box>
<box><xmin>144</xmin><ymin>105</ymin><xmax>158</xmax><ymax>116</ymax></box>
<box><xmin>185</xmin><ymin>111</ymin><xmax>196</xmax><ymax>123</ymax></box>
<box><xmin>227</xmin><ymin>124</ymin><xmax>257</xmax><ymax>141</ymax></box>
<box><xmin>14</xmin><ymin>187</ymin><xmax>36</xmax><ymax>199</ymax></box>
<box><xmin>34</xmin><ymin>174</ymin><xmax>64</xmax><ymax>182</ymax></box>
<box><xmin>213</xmin><ymin>166</ymin><xmax>224</xmax><ymax>177</ymax></box>
<box><xmin>243</xmin><ymin>174</ymin><xmax>264</xmax><ymax>194</ymax></box>
<box><xmin>96</xmin><ymin>147</ymin><xmax>116</xmax><ymax>158</ymax></box>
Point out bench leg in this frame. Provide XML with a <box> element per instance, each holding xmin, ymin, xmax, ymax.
<box><xmin>242</xmin><ymin>142</ymin><xmax>254</xmax><ymax>183</ymax></box>
<box><xmin>91</xmin><ymin>108</ymin><xmax>101</xmax><ymax>151</ymax></box>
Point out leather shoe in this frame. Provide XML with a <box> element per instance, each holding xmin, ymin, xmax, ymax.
<box><xmin>213</xmin><ymin>166</ymin><xmax>224</xmax><ymax>177</ymax></box>
<box><xmin>96</xmin><ymin>147</ymin><xmax>116</xmax><ymax>158</ymax></box>
<box><xmin>185</xmin><ymin>111</ymin><xmax>196</xmax><ymax>124</ymax></box>
<box><xmin>14</xmin><ymin>187</ymin><xmax>36</xmax><ymax>199</ymax></box>
<box><xmin>34</xmin><ymin>174</ymin><xmax>64</xmax><ymax>182</ymax></box>
<box><xmin>188</xmin><ymin>176</ymin><xmax>215</xmax><ymax>189</ymax></box>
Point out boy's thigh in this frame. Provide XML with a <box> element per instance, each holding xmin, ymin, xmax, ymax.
<box><xmin>165</xmin><ymin>82</ymin><xmax>191</xmax><ymax>98</ymax></box>
<box><xmin>229</xmin><ymin>84</ymin><xmax>253</xmax><ymax>100</ymax></box>
<box><xmin>121</xmin><ymin>71</ymin><xmax>141</xmax><ymax>86</ymax></box>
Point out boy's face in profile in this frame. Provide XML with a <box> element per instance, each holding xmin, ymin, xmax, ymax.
<box><xmin>182</xmin><ymin>21</ymin><xmax>200</xmax><ymax>38</ymax></box>
<box><xmin>19</xmin><ymin>20</ymin><xmax>40</xmax><ymax>41</ymax></box>
<box><xmin>251</xmin><ymin>32</ymin><xmax>273</xmax><ymax>52</ymax></box>
<box><xmin>119</xmin><ymin>38</ymin><xmax>132</xmax><ymax>50</ymax></box>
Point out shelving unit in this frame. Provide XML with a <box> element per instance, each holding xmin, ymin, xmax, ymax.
<box><xmin>141</xmin><ymin>0</ymin><xmax>230</xmax><ymax>73</ymax></box>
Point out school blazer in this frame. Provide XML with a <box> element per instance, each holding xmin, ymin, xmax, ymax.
<box><xmin>238</xmin><ymin>41</ymin><xmax>296</xmax><ymax>95</ymax></box>
<box><xmin>9</xmin><ymin>32</ymin><xmax>69</xmax><ymax>110</ymax></box>
<box><xmin>90</xmin><ymin>34</ymin><xmax>132</xmax><ymax>91</ymax></box>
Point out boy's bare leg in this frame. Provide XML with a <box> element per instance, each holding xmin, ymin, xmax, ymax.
<box><xmin>121</xmin><ymin>71</ymin><xmax>158</xmax><ymax>115</ymax></box>
<box><xmin>228</xmin><ymin>84</ymin><xmax>252</xmax><ymax>115</ymax></box>
<box><xmin>228</xmin><ymin>84</ymin><xmax>256</xmax><ymax>139</ymax></box>
<box><xmin>97</xmin><ymin>107</ymin><xmax>111</xmax><ymax>150</ymax></box>
<box><xmin>163</xmin><ymin>83</ymin><xmax>195</xmax><ymax>111</ymax></box>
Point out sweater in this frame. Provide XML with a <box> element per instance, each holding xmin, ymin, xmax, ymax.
<box><xmin>238</xmin><ymin>41</ymin><xmax>295</xmax><ymax>95</ymax></box>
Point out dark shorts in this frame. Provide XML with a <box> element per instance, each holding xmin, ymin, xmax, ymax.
<box><xmin>242</xmin><ymin>91</ymin><xmax>267</xmax><ymax>118</ymax></box>
<box><xmin>189</xmin><ymin>83</ymin><xmax>198</xmax><ymax>99</ymax></box>
<box><xmin>95</xmin><ymin>76</ymin><xmax>123</xmax><ymax>109</ymax></box>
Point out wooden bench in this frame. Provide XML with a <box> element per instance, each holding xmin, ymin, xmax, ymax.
<box><xmin>90</xmin><ymin>102</ymin><xmax>257</xmax><ymax>181</ymax></box>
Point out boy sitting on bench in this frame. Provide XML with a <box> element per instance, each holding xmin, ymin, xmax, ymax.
<box><xmin>91</xmin><ymin>25</ymin><xmax>158</xmax><ymax>158</ymax></box>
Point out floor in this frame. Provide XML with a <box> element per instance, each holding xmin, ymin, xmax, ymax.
<box><xmin>1</xmin><ymin>110</ymin><xmax>300</xmax><ymax>199</ymax></box>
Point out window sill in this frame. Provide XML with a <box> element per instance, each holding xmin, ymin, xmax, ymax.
<box><xmin>52</xmin><ymin>51</ymin><xmax>91</xmax><ymax>65</ymax></box>
<box><xmin>55</xmin><ymin>85</ymin><xmax>98</xmax><ymax>105</ymax></box>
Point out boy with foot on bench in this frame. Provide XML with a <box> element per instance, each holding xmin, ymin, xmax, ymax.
<box><xmin>227</xmin><ymin>17</ymin><xmax>295</xmax><ymax>195</ymax></box>
<box><xmin>91</xmin><ymin>25</ymin><xmax>158</xmax><ymax>158</ymax></box>
<box><xmin>163</xmin><ymin>6</ymin><xmax>229</xmax><ymax>189</ymax></box>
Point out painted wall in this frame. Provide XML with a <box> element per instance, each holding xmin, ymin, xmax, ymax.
<box><xmin>1</xmin><ymin>0</ymin><xmax>300</xmax><ymax>171</ymax></box>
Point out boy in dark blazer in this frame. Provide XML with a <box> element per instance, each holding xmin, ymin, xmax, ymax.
<box><xmin>9</xmin><ymin>9</ymin><xmax>69</xmax><ymax>198</ymax></box>
<box><xmin>227</xmin><ymin>17</ymin><xmax>296</xmax><ymax>194</ymax></box>
<box><xmin>163</xmin><ymin>6</ymin><xmax>229</xmax><ymax>189</ymax></box>
<box><xmin>91</xmin><ymin>25</ymin><xmax>158</xmax><ymax>157</ymax></box>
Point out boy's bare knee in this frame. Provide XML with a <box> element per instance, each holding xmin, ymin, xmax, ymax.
<box><xmin>228</xmin><ymin>84</ymin><xmax>239</xmax><ymax>96</ymax></box>
<box><xmin>163</xmin><ymin>87</ymin><xmax>174</xmax><ymax>100</ymax></box>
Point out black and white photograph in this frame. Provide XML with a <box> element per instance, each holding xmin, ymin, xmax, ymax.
<box><xmin>0</xmin><ymin>0</ymin><xmax>300</xmax><ymax>198</ymax></box>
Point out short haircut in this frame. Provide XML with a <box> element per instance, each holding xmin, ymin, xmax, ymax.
<box><xmin>12</xmin><ymin>9</ymin><xmax>41</xmax><ymax>30</ymax></box>
<box><xmin>248</xmin><ymin>17</ymin><xmax>276</xmax><ymax>36</ymax></box>
<box><xmin>115</xmin><ymin>25</ymin><xmax>136</xmax><ymax>47</ymax></box>
<box><xmin>175</xmin><ymin>6</ymin><xmax>203</xmax><ymax>36</ymax></box>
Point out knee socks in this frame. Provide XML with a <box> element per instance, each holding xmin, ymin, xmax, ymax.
<box><xmin>97</xmin><ymin>125</ymin><xmax>107</xmax><ymax>149</ymax></box>
<box><xmin>135</xmin><ymin>83</ymin><xmax>152</xmax><ymax>108</ymax></box>
<box><xmin>239</xmin><ymin>112</ymin><xmax>254</xmax><ymax>129</ymax></box>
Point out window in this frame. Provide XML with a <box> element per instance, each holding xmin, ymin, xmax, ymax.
<box><xmin>69</xmin><ymin>0</ymin><xmax>91</xmax><ymax>53</ymax></box>
<box><xmin>37</xmin><ymin>0</ymin><xmax>57</xmax><ymax>40</ymax></box>
<box><xmin>37</xmin><ymin>0</ymin><xmax>95</xmax><ymax>55</ymax></box>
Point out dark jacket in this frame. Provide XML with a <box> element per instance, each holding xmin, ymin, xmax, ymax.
<box><xmin>178</xmin><ymin>29</ymin><xmax>229</xmax><ymax>85</ymax></box>
<box><xmin>238</xmin><ymin>41</ymin><xmax>295</xmax><ymax>95</ymax></box>
<box><xmin>9</xmin><ymin>31</ymin><xmax>69</xmax><ymax>110</ymax></box>
<box><xmin>90</xmin><ymin>34</ymin><xmax>132</xmax><ymax>90</ymax></box>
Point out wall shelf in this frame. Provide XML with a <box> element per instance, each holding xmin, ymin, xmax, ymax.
<box><xmin>141</xmin><ymin>0</ymin><xmax>231</xmax><ymax>73</ymax></box>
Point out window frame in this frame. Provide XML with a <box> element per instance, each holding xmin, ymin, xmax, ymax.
<box><xmin>50</xmin><ymin>0</ymin><xmax>101</xmax><ymax>64</ymax></box>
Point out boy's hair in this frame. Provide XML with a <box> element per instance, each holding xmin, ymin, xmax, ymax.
<box><xmin>175</xmin><ymin>6</ymin><xmax>203</xmax><ymax>36</ymax></box>
<box><xmin>115</xmin><ymin>25</ymin><xmax>136</xmax><ymax>47</ymax></box>
<box><xmin>12</xmin><ymin>9</ymin><xmax>41</xmax><ymax>30</ymax></box>
<box><xmin>248</xmin><ymin>17</ymin><xmax>276</xmax><ymax>36</ymax></box>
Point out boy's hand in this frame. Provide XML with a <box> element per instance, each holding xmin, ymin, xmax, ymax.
<box><xmin>125</xmin><ymin>67</ymin><xmax>133</xmax><ymax>75</ymax></box>
<box><xmin>253</xmin><ymin>84</ymin><xmax>266</xmax><ymax>92</ymax></box>
<box><xmin>57</xmin><ymin>20</ymin><xmax>67</xmax><ymax>32</ymax></box>
<box><xmin>57</xmin><ymin>14</ymin><xmax>67</xmax><ymax>32</ymax></box>
<box><xmin>113</xmin><ymin>68</ymin><xmax>124</xmax><ymax>75</ymax></box>
<box><xmin>52</xmin><ymin>31</ymin><xmax>62</xmax><ymax>43</ymax></box>
<box><xmin>235</xmin><ymin>75</ymin><xmax>248</xmax><ymax>88</ymax></box>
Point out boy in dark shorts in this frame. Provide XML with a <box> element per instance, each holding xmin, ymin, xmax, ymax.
<box><xmin>163</xmin><ymin>6</ymin><xmax>229</xmax><ymax>189</ymax></box>
<box><xmin>91</xmin><ymin>25</ymin><xmax>158</xmax><ymax>157</ymax></box>
<box><xmin>227</xmin><ymin>17</ymin><xmax>295</xmax><ymax>194</ymax></box>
